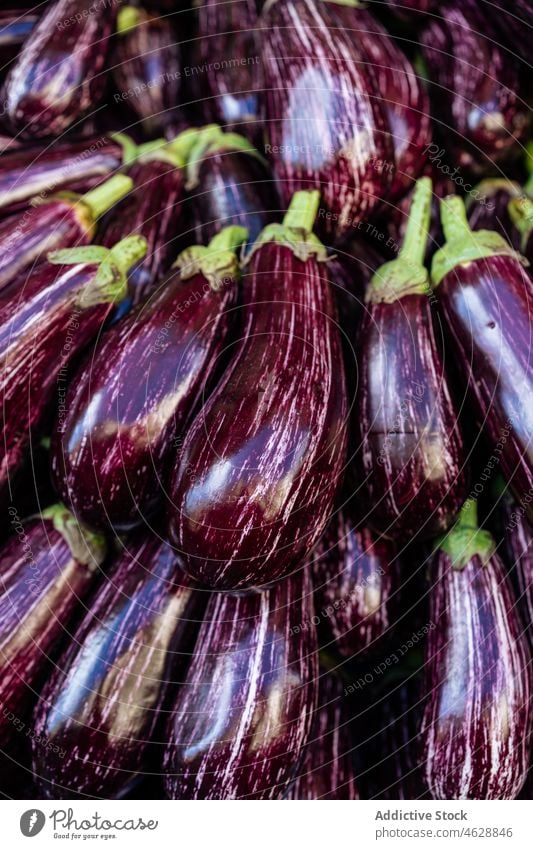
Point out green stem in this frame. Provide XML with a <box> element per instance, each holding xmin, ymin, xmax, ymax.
<box><xmin>399</xmin><ymin>176</ymin><xmax>432</xmax><ymax>266</ymax></box>
<box><xmin>173</xmin><ymin>225</ymin><xmax>247</xmax><ymax>289</ymax></box>
<box><xmin>283</xmin><ymin>190</ymin><xmax>321</xmax><ymax>233</ymax></box>
<box><xmin>109</xmin><ymin>235</ymin><xmax>149</xmax><ymax>276</ymax></box>
<box><xmin>109</xmin><ymin>132</ymin><xmax>140</xmax><ymax>167</ymax></box>
<box><xmin>508</xmin><ymin>196</ymin><xmax>533</xmax><ymax>252</ymax></box>
<box><xmin>116</xmin><ymin>5</ymin><xmax>142</xmax><ymax>34</ymax></box>
<box><xmin>440</xmin><ymin>196</ymin><xmax>471</xmax><ymax>244</ymax></box>
<box><xmin>525</xmin><ymin>142</ymin><xmax>533</xmax><ymax>196</ymax></box>
<box><xmin>41</xmin><ymin>504</ymin><xmax>107</xmax><ymax>568</ymax></box>
<box><xmin>82</xmin><ymin>174</ymin><xmax>133</xmax><ymax>221</ymax></box>
<box><xmin>244</xmin><ymin>190</ymin><xmax>326</xmax><ymax>265</ymax></box>
<box><xmin>208</xmin><ymin>225</ymin><xmax>248</xmax><ymax>254</ymax></box>
<box><xmin>436</xmin><ymin>499</ymin><xmax>495</xmax><ymax>570</ymax></box>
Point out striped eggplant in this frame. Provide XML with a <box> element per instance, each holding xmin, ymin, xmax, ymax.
<box><xmin>355</xmin><ymin>178</ymin><xmax>467</xmax><ymax>540</ymax></box>
<box><xmin>286</xmin><ymin>672</ymin><xmax>358</xmax><ymax>800</ymax></box>
<box><xmin>51</xmin><ymin>227</ymin><xmax>246</xmax><ymax>532</ymax></box>
<box><xmin>467</xmin><ymin>179</ymin><xmax>524</xmax><ymax>250</ymax></box>
<box><xmin>111</xmin><ymin>5</ymin><xmax>181</xmax><ymax>137</ymax></box>
<box><xmin>164</xmin><ymin>567</ymin><xmax>318</xmax><ymax>800</ymax></box>
<box><xmin>508</xmin><ymin>195</ymin><xmax>533</xmax><ymax>264</ymax></box>
<box><xmin>32</xmin><ymin>535</ymin><xmax>204</xmax><ymax>800</ymax></box>
<box><xmin>421</xmin><ymin>500</ymin><xmax>532</xmax><ymax>800</ymax></box>
<box><xmin>260</xmin><ymin>0</ymin><xmax>394</xmax><ymax>244</ymax></box>
<box><xmin>1</xmin><ymin>0</ymin><xmax>117</xmax><ymax>138</ymax></box>
<box><xmin>0</xmin><ymin>8</ymin><xmax>39</xmax><ymax>67</ymax></box>
<box><xmin>0</xmin><ymin>174</ymin><xmax>132</xmax><ymax>291</ymax></box>
<box><xmin>431</xmin><ymin>196</ymin><xmax>533</xmax><ymax>518</ymax></box>
<box><xmin>0</xmin><ymin>235</ymin><xmax>147</xmax><ymax>511</ymax></box>
<box><xmin>0</xmin><ymin>505</ymin><xmax>105</xmax><ymax>754</ymax></box>
<box><xmin>167</xmin><ymin>191</ymin><xmax>348</xmax><ymax>590</ymax></box>
<box><xmin>420</xmin><ymin>2</ymin><xmax>530</xmax><ymax>175</ymax></box>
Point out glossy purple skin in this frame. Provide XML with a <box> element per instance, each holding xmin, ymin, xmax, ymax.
<box><xmin>51</xmin><ymin>265</ymin><xmax>238</xmax><ymax>531</ymax></box>
<box><xmin>168</xmin><ymin>242</ymin><xmax>348</xmax><ymax>590</ymax></box>
<box><xmin>420</xmin><ymin>3</ymin><xmax>530</xmax><ymax>175</ymax></box>
<box><xmin>2</xmin><ymin>0</ymin><xmax>116</xmax><ymax>138</ymax></box>
<box><xmin>355</xmin><ymin>293</ymin><xmax>467</xmax><ymax>540</ymax></box>
<box><xmin>260</xmin><ymin>0</ymin><xmax>393</xmax><ymax>244</ymax></box>
<box><xmin>312</xmin><ymin>509</ymin><xmax>402</xmax><ymax>659</ymax></box>
<box><xmin>421</xmin><ymin>548</ymin><xmax>532</xmax><ymax>799</ymax></box>
<box><xmin>467</xmin><ymin>182</ymin><xmax>523</xmax><ymax>250</ymax></box>
<box><xmin>0</xmin><ymin>516</ymin><xmax>96</xmax><ymax>752</ymax></box>
<box><xmin>100</xmin><ymin>158</ymin><xmax>184</xmax><ymax>312</ymax></box>
<box><xmin>494</xmin><ymin>493</ymin><xmax>533</xmax><ymax>653</ymax></box>
<box><xmin>164</xmin><ymin>567</ymin><xmax>318</xmax><ymax>800</ymax></box>
<box><xmin>32</xmin><ymin>536</ymin><xmax>204</xmax><ymax>800</ymax></box>
<box><xmin>437</xmin><ymin>256</ymin><xmax>533</xmax><ymax>518</ymax></box>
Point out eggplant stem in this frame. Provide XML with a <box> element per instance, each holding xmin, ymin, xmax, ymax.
<box><xmin>82</xmin><ymin>174</ymin><xmax>132</xmax><ymax>221</ymax></box>
<box><xmin>116</xmin><ymin>5</ymin><xmax>142</xmax><ymax>34</ymax></box>
<box><xmin>440</xmin><ymin>196</ymin><xmax>471</xmax><ymax>243</ymax></box>
<box><xmin>508</xmin><ymin>196</ymin><xmax>533</xmax><ymax>251</ymax></box>
<box><xmin>283</xmin><ymin>190</ymin><xmax>320</xmax><ymax>233</ymax></box>
<box><xmin>399</xmin><ymin>176</ymin><xmax>432</xmax><ymax>267</ymax></box>
<box><xmin>41</xmin><ymin>504</ymin><xmax>106</xmax><ymax>568</ymax></box>
<box><xmin>436</xmin><ymin>498</ymin><xmax>495</xmax><ymax>570</ymax></box>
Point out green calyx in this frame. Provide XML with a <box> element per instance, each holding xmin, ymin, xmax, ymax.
<box><xmin>508</xmin><ymin>196</ymin><xmax>533</xmax><ymax>253</ymax></box>
<box><xmin>435</xmin><ymin>499</ymin><xmax>495</xmax><ymax>571</ymax></box>
<box><xmin>431</xmin><ymin>195</ymin><xmax>526</xmax><ymax>287</ymax></box>
<box><xmin>50</xmin><ymin>175</ymin><xmax>133</xmax><ymax>240</ymax></box>
<box><xmin>116</xmin><ymin>5</ymin><xmax>143</xmax><ymax>34</ymax></box>
<box><xmin>173</xmin><ymin>225</ymin><xmax>248</xmax><ymax>289</ymax></box>
<box><xmin>367</xmin><ymin>176</ymin><xmax>432</xmax><ymax>304</ymax></box>
<box><xmin>465</xmin><ymin>178</ymin><xmax>522</xmax><ymax>209</ymax></box>
<box><xmin>41</xmin><ymin>504</ymin><xmax>107</xmax><ymax>568</ymax></box>
<box><xmin>169</xmin><ymin>124</ymin><xmax>266</xmax><ymax>191</ymax></box>
<box><xmin>47</xmin><ymin>234</ymin><xmax>147</xmax><ymax>308</ymax></box>
<box><xmin>245</xmin><ymin>190</ymin><xmax>327</xmax><ymax>265</ymax></box>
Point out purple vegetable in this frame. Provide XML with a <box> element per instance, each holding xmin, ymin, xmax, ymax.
<box><xmin>168</xmin><ymin>191</ymin><xmax>348</xmax><ymax>590</ymax></box>
<box><xmin>0</xmin><ymin>8</ymin><xmax>39</xmax><ymax>67</ymax></box>
<box><xmin>51</xmin><ymin>227</ymin><xmax>246</xmax><ymax>531</ymax></box>
<box><xmin>488</xmin><ymin>1</ymin><xmax>533</xmax><ymax>65</ymax></box>
<box><xmin>467</xmin><ymin>179</ymin><xmax>524</xmax><ymax>250</ymax></box>
<box><xmin>328</xmin><ymin>239</ymin><xmax>383</xmax><ymax>339</ymax></box>
<box><xmin>421</xmin><ymin>500</ymin><xmax>532</xmax><ymax>799</ymax></box>
<box><xmin>164</xmin><ymin>567</ymin><xmax>318</xmax><ymax>800</ymax></box>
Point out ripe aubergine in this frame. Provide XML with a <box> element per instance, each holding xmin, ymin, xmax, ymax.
<box><xmin>32</xmin><ymin>535</ymin><xmax>204</xmax><ymax>800</ymax></box>
<box><xmin>51</xmin><ymin>227</ymin><xmax>247</xmax><ymax>531</ymax></box>
<box><xmin>431</xmin><ymin>196</ymin><xmax>533</xmax><ymax>517</ymax></box>
<box><xmin>0</xmin><ymin>8</ymin><xmax>39</xmax><ymax>67</ymax></box>
<box><xmin>0</xmin><ymin>235</ymin><xmax>147</xmax><ymax>511</ymax></box>
<box><xmin>1</xmin><ymin>0</ymin><xmax>117</xmax><ymax>138</ymax></box>
<box><xmin>355</xmin><ymin>177</ymin><xmax>467</xmax><ymax>540</ymax></box>
<box><xmin>467</xmin><ymin>179</ymin><xmax>524</xmax><ymax>249</ymax></box>
<box><xmin>164</xmin><ymin>567</ymin><xmax>318</xmax><ymax>800</ymax></box>
<box><xmin>260</xmin><ymin>0</ymin><xmax>393</xmax><ymax>244</ymax></box>
<box><xmin>167</xmin><ymin>191</ymin><xmax>348</xmax><ymax>590</ymax></box>
<box><xmin>421</xmin><ymin>500</ymin><xmax>532</xmax><ymax>800</ymax></box>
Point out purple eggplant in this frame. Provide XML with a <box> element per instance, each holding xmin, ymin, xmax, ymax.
<box><xmin>164</xmin><ymin>567</ymin><xmax>318</xmax><ymax>800</ymax></box>
<box><xmin>0</xmin><ymin>174</ymin><xmax>132</xmax><ymax>292</ymax></box>
<box><xmin>0</xmin><ymin>235</ymin><xmax>147</xmax><ymax>511</ymax></box>
<box><xmin>1</xmin><ymin>0</ymin><xmax>117</xmax><ymax>138</ymax></box>
<box><xmin>111</xmin><ymin>5</ymin><xmax>181</xmax><ymax>138</ymax></box>
<box><xmin>379</xmin><ymin>0</ymin><xmax>435</xmax><ymax>19</ymax></box>
<box><xmin>420</xmin><ymin>3</ymin><xmax>530</xmax><ymax>175</ymax></box>
<box><xmin>488</xmin><ymin>1</ymin><xmax>533</xmax><ymax>65</ymax></box>
<box><xmin>0</xmin><ymin>504</ymin><xmax>105</xmax><ymax>754</ymax></box>
<box><xmin>32</xmin><ymin>534</ymin><xmax>204</xmax><ymax>800</ymax></box>
<box><xmin>467</xmin><ymin>179</ymin><xmax>524</xmax><ymax>250</ymax></box>
<box><xmin>431</xmin><ymin>196</ymin><xmax>533</xmax><ymax>518</ymax></box>
<box><xmin>355</xmin><ymin>178</ymin><xmax>467</xmax><ymax>540</ymax></box>
<box><xmin>51</xmin><ymin>226</ymin><xmax>246</xmax><ymax>531</ymax></box>
<box><xmin>0</xmin><ymin>9</ymin><xmax>39</xmax><ymax>67</ymax></box>
<box><xmin>508</xmin><ymin>195</ymin><xmax>533</xmax><ymax>264</ymax></box>
<box><xmin>421</xmin><ymin>500</ymin><xmax>532</xmax><ymax>799</ymax></box>
<box><xmin>260</xmin><ymin>0</ymin><xmax>394</xmax><ymax>244</ymax></box>
<box><xmin>167</xmin><ymin>191</ymin><xmax>348</xmax><ymax>590</ymax></box>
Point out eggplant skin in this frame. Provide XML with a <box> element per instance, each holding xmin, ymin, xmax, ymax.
<box><xmin>2</xmin><ymin>0</ymin><xmax>116</xmax><ymax>138</ymax></box>
<box><xmin>421</xmin><ymin>549</ymin><xmax>532</xmax><ymax>800</ymax></box>
<box><xmin>493</xmin><ymin>493</ymin><xmax>533</xmax><ymax>654</ymax></box>
<box><xmin>32</xmin><ymin>536</ymin><xmax>203</xmax><ymax>800</ymax></box>
<box><xmin>0</xmin><ymin>515</ymin><xmax>96</xmax><ymax>752</ymax></box>
<box><xmin>167</xmin><ymin>243</ymin><xmax>348</xmax><ymax>590</ymax></box>
<box><xmin>467</xmin><ymin>182</ymin><xmax>523</xmax><ymax>251</ymax></box>
<box><xmin>164</xmin><ymin>567</ymin><xmax>318</xmax><ymax>800</ymax></box>
<box><xmin>51</xmin><ymin>265</ymin><xmax>238</xmax><ymax>531</ymax></box>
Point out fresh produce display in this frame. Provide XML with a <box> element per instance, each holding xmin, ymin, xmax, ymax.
<box><xmin>0</xmin><ymin>0</ymin><xmax>531</xmax><ymax>808</ymax></box>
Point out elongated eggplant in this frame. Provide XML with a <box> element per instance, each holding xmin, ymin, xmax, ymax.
<box><xmin>32</xmin><ymin>534</ymin><xmax>204</xmax><ymax>800</ymax></box>
<box><xmin>0</xmin><ymin>235</ymin><xmax>147</xmax><ymax>511</ymax></box>
<box><xmin>355</xmin><ymin>178</ymin><xmax>467</xmax><ymax>540</ymax></box>
<box><xmin>2</xmin><ymin>0</ymin><xmax>117</xmax><ymax>138</ymax></box>
<box><xmin>0</xmin><ymin>174</ymin><xmax>132</xmax><ymax>291</ymax></box>
<box><xmin>421</xmin><ymin>501</ymin><xmax>532</xmax><ymax>799</ymax></box>
<box><xmin>260</xmin><ymin>0</ymin><xmax>393</xmax><ymax>244</ymax></box>
<box><xmin>51</xmin><ymin>227</ymin><xmax>246</xmax><ymax>531</ymax></box>
<box><xmin>467</xmin><ymin>179</ymin><xmax>524</xmax><ymax>249</ymax></box>
<box><xmin>164</xmin><ymin>567</ymin><xmax>318</xmax><ymax>800</ymax></box>
<box><xmin>431</xmin><ymin>196</ymin><xmax>533</xmax><ymax>517</ymax></box>
<box><xmin>0</xmin><ymin>504</ymin><xmax>105</xmax><ymax>754</ymax></box>
<box><xmin>0</xmin><ymin>9</ymin><xmax>39</xmax><ymax>67</ymax></box>
<box><xmin>420</xmin><ymin>2</ymin><xmax>530</xmax><ymax>175</ymax></box>
<box><xmin>167</xmin><ymin>191</ymin><xmax>348</xmax><ymax>590</ymax></box>
<box><xmin>111</xmin><ymin>5</ymin><xmax>181</xmax><ymax>137</ymax></box>
<box><xmin>508</xmin><ymin>195</ymin><xmax>533</xmax><ymax>264</ymax></box>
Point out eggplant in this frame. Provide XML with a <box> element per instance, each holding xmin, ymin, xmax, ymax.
<box><xmin>0</xmin><ymin>235</ymin><xmax>147</xmax><ymax>511</ymax></box>
<box><xmin>508</xmin><ymin>195</ymin><xmax>533</xmax><ymax>264</ymax></box>
<box><xmin>1</xmin><ymin>0</ymin><xmax>117</xmax><ymax>138</ymax></box>
<box><xmin>191</xmin><ymin>0</ymin><xmax>261</xmax><ymax>144</ymax></box>
<box><xmin>0</xmin><ymin>174</ymin><xmax>132</xmax><ymax>292</ymax></box>
<box><xmin>421</xmin><ymin>500</ymin><xmax>532</xmax><ymax>799</ymax></box>
<box><xmin>328</xmin><ymin>239</ymin><xmax>383</xmax><ymax>338</ymax></box>
<box><xmin>0</xmin><ymin>9</ymin><xmax>39</xmax><ymax>67</ymax></box>
<box><xmin>378</xmin><ymin>0</ymin><xmax>435</xmax><ymax>20</ymax></box>
<box><xmin>0</xmin><ymin>504</ymin><xmax>105</xmax><ymax>754</ymax></box>
<box><xmin>286</xmin><ymin>672</ymin><xmax>358</xmax><ymax>800</ymax></box>
<box><xmin>467</xmin><ymin>179</ymin><xmax>524</xmax><ymax>249</ymax></box>
<box><xmin>32</xmin><ymin>535</ymin><xmax>204</xmax><ymax>800</ymax></box>
<box><xmin>355</xmin><ymin>178</ymin><xmax>467</xmax><ymax>540</ymax></box>
<box><xmin>420</xmin><ymin>2</ymin><xmax>530</xmax><ymax>175</ymax></box>
<box><xmin>51</xmin><ymin>227</ymin><xmax>247</xmax><ymax>532</ymax></box>
<box><xmin>111</xmin><ymin>5</ymin><xmax>181</xmax><ymax>138</ymax></box>
<box><xmin>260</xmin><ymin>0</ymin><xmax>394</xmax><ymax>244</ymax></box>
<box><xmin>167</xmin><ymin>191</ymin><xmax>348</xmax><ymax>590</ymax></box>
<box><xmin>431</xmin><ymin>196</ymin><xmax>533</xmax><ymax>517</ymax></box>
<box><xmin>164</xmin><ymin>567</ymin><xmax>318</xmax><ymax>800</ymax></box>
<box><xmin>488</xmin><ymin>1</ymin><xmax>533</xmax><ymax>65</ymax></box>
